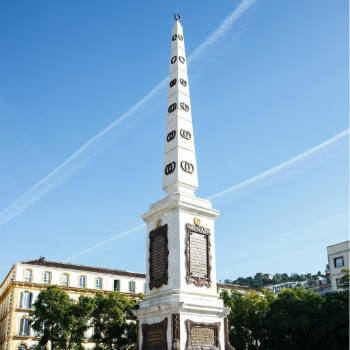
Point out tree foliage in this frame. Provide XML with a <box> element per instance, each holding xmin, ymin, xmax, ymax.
<box><xmin>30</xmin><ymin>286</ymin><xmax>94</xmax><ymax>350</ymax></box>
<box><xmin>222</xmin><ymin>287</ymin><xmax>349</xmax><ymax>350</ymax></box>
<box><xmin>91</xmin><ymin>292</ymin><xmax>138</xmax><ymax>350</ymax></box>
<box><xmin>227</xmin><ymin>272</ymin><xmax>324</xmax><ymax>289</ymax></box>
<box><xmin>30</xmin><ymin>287</ymin><xmax>139</xmax><ymax>350</ymax></box>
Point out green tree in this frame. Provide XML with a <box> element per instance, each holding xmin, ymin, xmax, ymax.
<box><xmin>30</xmin><ymin>286</ymin><xmax>94</xmax><ymax>350</ymax></box>
<box><xmin>338</xmin><ymin>268</ymin><xmax>349</xmax><ymax>290</ymax></box>
<box><xmin>221</xmin><ymin>289</ymin><xmax>272</xmax><ymax>350</ymax></box>
<box><xmin>263</xmin><ymin>288</ymin><xmax>323</xmax><ymax>350</ymax></box>
<box><xmin>91</xmin><ymin>292</ymin><xmax>138</xmax><ymax>350</ymax></box>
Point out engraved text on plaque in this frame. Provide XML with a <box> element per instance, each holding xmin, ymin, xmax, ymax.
<box><xmin>142</xmin><ymin>318</ymin><xmax>168</xmax><ymax>350</ymax></box>
<box><xmin>185</xmin><ymin>320</ymin><xmax>220</xmax><ymax>350</ymax></box>
<box><xmin>149</xmin><ymin>224</ymin><xmax>168</xmax><ymax>289</ymax></box>
<box><xmin>185</xmin><ymin>223</ymin><xmax>211</xmax><ymax>287</ymax></box>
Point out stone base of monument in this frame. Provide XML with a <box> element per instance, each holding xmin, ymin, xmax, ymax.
<box><xmin>135</xmin><ymin>297</ymin><xmax>232</xmax><ymax>350</ymax></box>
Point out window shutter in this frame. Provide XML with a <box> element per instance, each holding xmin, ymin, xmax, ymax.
<box><xmin>29</xmin><ymin>292</ymin><xmax>33</xmax><ymax>308</ymax></box>
<box><xmin>20</xmin><ymin>318</ymin><xmax>24</xmax><ymax>335</ymax></box>
<box><xmin>19</xmin><ymin>292</ymin><xmax>23</xmax><ymax>308</ymax></box>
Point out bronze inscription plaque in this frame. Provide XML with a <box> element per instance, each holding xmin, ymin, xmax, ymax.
<box><xmin>185</xmin><ymin>223</ymin><xmax>211</xmax><ymax>287</ymax></box>
<box><xmin>185</xmin><ymin>320</ymin><xmax>220</xmax><ymax>350</ymax></box>
<box><xmin>191</xmin><ymin>327</ymin><xmax>215</xmax><ymax>346</ymax></box>
<box><xmin>149</xmin><ymin>224</ymin><xmax>168</xmax><ymax>289</ymax></box>
<box><xmin>142</xmin><ymin>318</ymin><xmax>168</xmax><ymax>350</ymax></box>
<box><xmin>190</xmin><ymin>232</ymin><xmax>208</xmax><ymax>278</ymax></box>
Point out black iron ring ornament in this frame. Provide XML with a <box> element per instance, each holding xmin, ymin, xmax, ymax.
<box><xmin>171</xmin><ymin>56</ymin><xmax>177</xmax><ymax>64</ymax></box>
<box><xmin>169</xmin><ymin>78</ymin><xmax>177</xmax><ymax>88</ymax></box>
<box><xmin>181</xmin><ymin>161</ymin><xmax>194</xmax><ymax>174</ymax></box>
<box><xmin>179</xmin><ymin>56</ymin><xmax>185</xmax><ymax>64</ymax></box>
<box><xmin>180</xmin><ymin>102</ymin><xmax>189</xmax><ymax>112</ymax></box>
<box><xmin>172</xmin><ymin>34</ymin><xmax>177</xmax><ymax>41</ymax></box>
<box><xmin>168</xmin><ymin>103</ymin><xmax>177</xmax><ymax>113</ymax></box>
<box><xmin>174</xmin><ymin>13</ymin><xmax>181</xmax><ymax>22</ymax></box>
<box><xmin>165</xmin><ymin>162</ymin><xmax>176</xmax><ymax>175</ymax></box>
<box><xmin>180</xmin><ymin>78</ymin><xmax>187</xmax><ymax>87</ymax></box>
<box><xmin>180</xmin><ymin>129</ymin><xmax>191</xmax><ymax>140</ymax></box>
<box><xmin>178</xmin><ymin>34</ymin><xmax>183</xmax><ymax>41</ymax></box>
<box><xmin>167</xmin><ymin>130</ymin><xmax>176</xmax><ymax>142</ymax></box>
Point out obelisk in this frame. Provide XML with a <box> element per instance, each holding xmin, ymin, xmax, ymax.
<box><xmin>135</xmin><ymin>14</ymin><xmax>231</xmax><ymax>350</ymax></box>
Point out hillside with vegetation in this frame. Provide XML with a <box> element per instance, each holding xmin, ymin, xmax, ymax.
<box><xmin>224</xmin><ymin>272</ymin><xmax>325</xmax><ymax>289</ymax></box>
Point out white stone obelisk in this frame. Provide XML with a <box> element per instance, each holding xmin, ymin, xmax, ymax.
<box><xmin>135</xmin><ymin>14</ymin><xmax>231</xmax><ymax>350</ymax></box>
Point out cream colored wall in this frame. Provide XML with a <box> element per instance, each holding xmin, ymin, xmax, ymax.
<box><xmin>15</xmin><ymin>263</ymin><xmax>145</xmax><ymax>294</ymax></box>
<box><xmin>327</xmin><ymin>241</ymin><xmax>350</xmax><ymax>291</ymax></box>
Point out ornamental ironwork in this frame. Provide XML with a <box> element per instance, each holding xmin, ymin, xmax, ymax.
<box><xmin>181</xmin><ymin>161</ymin><xmax>194</xmax><ymax>174</ymax></box>
<box><xmin>180</xmin><ymin>78</ymin><xmax>187</xmax><ymax>87</ymax></box>
<box><xmin>180</xmin><ymin>102</ymin><xmax>189</xmax><ymax>112</ymax></box>
<box><xmin>178</xmin><ymin>34</ymin><xmax>183</xmax><ymax>41</ymax></box>
<box><xmin>171</xmin><ymin>56</ymin><xmax>177</xmax><ymax>64</ymax></box>
<box><xmin>180</xmin><ymin>129</ymin><xmax>191</xmax><ymax>140</ymax></box>
<box><xmin>169</xmin><ymin>78</ymin><xmax>177</xmax><ymax>87</ymax></box>
<box><xmin>168</xmin><ymin>103</ymin><xmax>177</xmax><ymax>113</ymax></box>
<box><xmin>172</xmin><ymin>34</ymin><xmax>177</xmax><ymax>41</ymax></box>
<box><xmin>179</xmin><ymin>56</ymin><xmax>185</xmax><ymax>64</ymax></box>
<box><xmin>165</xmin><ymin>162</ymin><xmax>176</xmax><ymax>175</ymax></box>
<box><xmin>167</xmin><ymin>130</ymin><xmax>176</xmax><ymax>142</ymax></box>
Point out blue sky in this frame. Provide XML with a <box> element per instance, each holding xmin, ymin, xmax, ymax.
<box><xmin>0</xmin><ymin>0</ymin><xmax>348</xmax><ymax>282</ymax></box>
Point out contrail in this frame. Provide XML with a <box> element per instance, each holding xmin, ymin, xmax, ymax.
<box><xmin>63</xmin><ymin>224</ymin><xmax>145</xmax><ymax>262</ymax></box>
<box><xmin>0</xmin><ymin>0</ymin><xmax>257</xmax><ymax>228</ymax></box>
<box><xmin>64</xmin><ymin>129</ymin><xmax>349</xmax><ymax>261</ymax></box>
<box><xmin>208</xmin><ymin>128</ymin><xmax>349</xmax><ymax>200</ymax></box>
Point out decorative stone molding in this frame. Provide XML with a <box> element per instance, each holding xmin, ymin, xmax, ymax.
<box><xmin>185</xmin><ymin>320</ymin><xmax>220</xmax><ymax>350</ymax></box>
<box><xmin>224</xmin><ymin>318</ymin><xmax>234</xmax><ymax>350</ymax></box>
<box><xmin>172</xmin><ymin>314</ymin><xmax>180</xmax><ymax>350</ymax></box>
<box><xmin>185</xmin><ymin>223</ymin><xmax>211</xmax><ymax>287</ymax></box>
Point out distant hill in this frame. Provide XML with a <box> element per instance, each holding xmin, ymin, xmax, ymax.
<box><xmin>224</xmin><ymin>272</ymin><xmax>324</xmax><ymax>289</ymax></box>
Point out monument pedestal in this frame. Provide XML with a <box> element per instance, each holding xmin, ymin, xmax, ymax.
<box><xmin>135</xmin><ymin>14</ymin><xmax>232</xmax><ymax>350</ymax></box>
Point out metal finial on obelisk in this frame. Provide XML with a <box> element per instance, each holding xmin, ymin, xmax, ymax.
<box><xmin>174</xmin><ymin>13</ymin><xmax>181</xmax><ymax>22</ymax></box>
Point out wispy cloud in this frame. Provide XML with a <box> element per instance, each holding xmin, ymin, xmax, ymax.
<box><xmin>208</xmin><ymin>129</ymin><xmax>349</xmax><ymax>200</ymax></box>
<box><xmin>64</xmin><ymin>129</ymin><xmax>349</xmax><ymax>261</ymax></box>
<box><xmin>0</xmin><ymin>0</ymin><xmax>257</xmax><ymax>228</ymax></box>
<box><xmin>63</xmin><ymin>224</ymin><xmax>145</xmax><ymax>262</ymax></box>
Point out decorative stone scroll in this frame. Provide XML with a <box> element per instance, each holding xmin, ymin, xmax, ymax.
<box><xmin>224</xmin><ymin>318</ymin><xmax>234</xmax><ymax>350</ymax></box>
<box><xmin>185</xmin><ymin>320</ymin><xmax>220</xmax><ymax>350</ymax></box>
<box><xmin>172</xmin><ymin>314</ymin><xmax>180</xmax><ymax>350</ymax></box>
<box><xmin>185</xmin><ymin>223</ymin><xmax>211</xmax><ymax>287</ymax></box>
<box><xmin>149</xmin><ymin>224</ymin><xmax>169</xmax><ymax>289</ymax></box>
<box><xmin>142</xmin><ymin>318</ymin><xmax>168</xmax><ymax>350</ymax></box>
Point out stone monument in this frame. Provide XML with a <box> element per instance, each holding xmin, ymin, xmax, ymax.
<box><xmin>135</xmin><ymin>14</ymin><xmax>232</xmax><ymax>350</ymax></box>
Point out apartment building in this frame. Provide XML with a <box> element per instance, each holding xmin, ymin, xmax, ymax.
<box><xmin>0</xmin><ymin>258</ymin><xmax>145</xmax><ymax>350</ymax></box>
<box><xmin>327</xmin><ymin>240</ymin><xmax>350</xmax><ymax>291</ymax></box>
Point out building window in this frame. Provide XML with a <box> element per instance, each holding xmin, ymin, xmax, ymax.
<box><xmin>20</xmin><ymin>291</ymin><xmax>32</xmax><ymax>309</ymax></box>
<box><xmin>334</xmin><ymin>257</ymin><xmax>344</xmax><ymax>268</ymax></box>
<box><xmin>19</xmin><ymin>317</ymin><xmax>30</xmax><ymax>336</ymax></box>
<box><xmin>43</xmin><ymin>271</ymin><xmax>51</xmax><ymax>284</ymax></box>
<box><xmin>18</xmin><ymin>345</ymin><xmax>27</xmax><ymax>350</ymax></box>
<box><xmin>61</xmin><ymin>274</ymin><xmax>69</xmax><ymax>287</ymax></box>
<box><xmin>79</xmin><ymin>276</ymin><xmax>86</xmax><ymax>288</ymax></box>
<box><xmin>95</xmin><ymin>278</ymin><xmax>102</xmax><ymax>290</ymax></box>
<box><xmin>114</xmin><ymin>280</ymin><xmax>120</xmax><ymax>291</ymax></box>
<box><xmin>129</xmin><ymin>281</ymin><xmax>135</xmax><ymax>293</ymax></box>
<box><xmin>24</xmin><ymin>269</ymin><xmax>32</xmax><ymax>282</ymax></box>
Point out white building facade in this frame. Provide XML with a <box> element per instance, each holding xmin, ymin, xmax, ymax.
<box><xmin>327</xmin><ymin>241</ymin><xmax>350</xmax><ymax>291</ymax></box>
<box><xmin>0</xmin><ymin>258</ymin><xmax>145</xmax><ymax>350</ymax></box>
